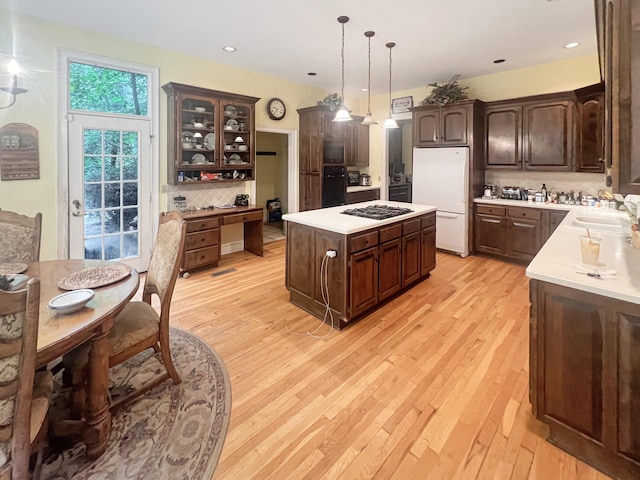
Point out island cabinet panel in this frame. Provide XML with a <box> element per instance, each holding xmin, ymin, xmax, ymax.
<box><xmin>285</xmin><ymin>211</ymin><xmax>436</xmax><ymax>329</ymax></box>
<box><xmin>530</xmin><ymin>280</ymin><xmax>640</xmax><ymax>480</ymax></box>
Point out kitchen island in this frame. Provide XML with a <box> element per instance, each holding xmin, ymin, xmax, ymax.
<box><xmin>526</xmin><ymin>206</ymin><xmax>640</xmax><ymax>480</ymax></box>
<box><xmin>283</xmin><ymin>201</ymin><xmax>436</xmax><ymax>329</ymax></box>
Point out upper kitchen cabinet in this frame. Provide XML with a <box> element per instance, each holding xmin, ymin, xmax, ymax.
<box><xmin>596</xmin><ymin>0</ymin><xmax>640</xmax><ymax>193</ymax></box>
<box><xmin>575</xmin><ymin>83</ymin><xmax>605</xmax><ymax>173</ymax></box>
<box><xmin>412</xmin><ymin>101</ymin><xmax>479</xmax><ymax>147</ymax></box>
<box><xmin>484</xmin><ymin>92</ymin><xmax>575</xmax><ymax>172</ymax></box>
<box><xmin>162</xmin><ymin>82</ymin><xmax>259</xmax><ymax>185</ymax></box>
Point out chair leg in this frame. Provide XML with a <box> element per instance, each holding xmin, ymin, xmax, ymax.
<box><xmin>159</xmin><ymin>343</ymin><xmax>181</xmax><ymax>385</ymax></box>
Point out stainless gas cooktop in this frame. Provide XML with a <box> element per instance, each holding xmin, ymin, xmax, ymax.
<box><xmin>341</xmin><ymin>204</ymin><xmax>414</xmax><ymax>220</ymax></box>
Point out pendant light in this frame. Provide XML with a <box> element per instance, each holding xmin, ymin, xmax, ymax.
<box><xmin>361</xmin><ymin>31</ymin><xmax>377</xmax><ymax>125</ymax></box>
<box><xmin>383</xmin><ymin>42</ymin><xmax>399</xmax><ymax>129</ymax></box>
<box><xmin>333</xmin><ymin>16</ymin><xmax>352</xmax><ymax>122</ymax></box>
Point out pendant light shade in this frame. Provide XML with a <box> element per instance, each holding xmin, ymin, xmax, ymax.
<box><xmin>361</xmin><ymin>31</ymin><xmax>377</xmax><ymax>125</ymax></box>
<box><xmin>333</xmin><ymin>16</ymin><xmax>352</xmax><ymax>122</ymax></box>
<box><xmin>383</xmin><ymin>42</ymin><xmax>399</xmax><ymax>129</ymax></box>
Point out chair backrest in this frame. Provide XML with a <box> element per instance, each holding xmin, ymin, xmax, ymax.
<box><xmin>0</xmin><ymin>278</ymin><xmax>40</xmax><ymax>480</ymax></box>
<box><xmin>0</xmin><ymin>211</ymin><xmax>42</xmax><ymax>264</ymax></box>
<box><xmin>143</xmin><ymin>211</ymin><xmax>186</xmax><ymax>325</ymax></box>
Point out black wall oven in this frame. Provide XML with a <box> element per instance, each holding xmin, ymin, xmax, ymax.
<box><xmin>322</xmin><ymin>166</ymin><xmax>346</xmax><ymax>208</ymax></box>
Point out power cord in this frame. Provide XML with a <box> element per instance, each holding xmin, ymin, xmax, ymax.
<box><xmin>286</xmin><ymin>250</ymin><xmax>336</xmax><ymax>338</ymax></box>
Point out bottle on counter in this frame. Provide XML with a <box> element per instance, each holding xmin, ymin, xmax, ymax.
<box><xmin>541</xmin><ymin>183</ymin><xmax>547</xmax><ymax>202</ymax></box>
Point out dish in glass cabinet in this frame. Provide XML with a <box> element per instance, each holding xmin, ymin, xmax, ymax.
<box><xmin>192</xmin><ymin>153</ymin><xmax>207</xmax><ymax>164</ymax></box>
<box><xmin>203</xmin><ymin>133</ymin><xmax>215</xmax><ymax>150</ymax></box>
<box><xmin>225</xmin><ymin>119</ymin><xmax>239</xmax><ymax>131</ymax></box>
<box><xmin>229</xmin><ymin>154</ymin><xmax>242</xmax><ymax>164</ymax></box>
<box><xmin>194</xmin><ymin>106</ymin><xmax>206</xmax><ymax>112</ymax></box>
<box><xmin>224</xmin><ymin>106</ymin><xmax>238</xmax><ymax>118</ymax></box>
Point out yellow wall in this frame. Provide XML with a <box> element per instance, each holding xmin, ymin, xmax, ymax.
<box><xmin>0</xmin><ymin>9</ymin><xmax>601</xmax><ymax>260</ymax></box>
<box><xmin>0</xmin><ymin>11</ymin><xmax>331</xmax><ymax>260</ymax></box>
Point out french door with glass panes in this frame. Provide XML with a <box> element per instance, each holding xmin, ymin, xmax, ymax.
<box><xmin>68</xmin><ymin>114</ymin><xmax>151</xmax><ymax>271</ymax></box>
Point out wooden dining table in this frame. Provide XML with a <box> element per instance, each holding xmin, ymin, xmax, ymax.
<box><xmin>27</xmin><ymin>259</ymin><xmax>140</xmax><ymax>460</ymax></box>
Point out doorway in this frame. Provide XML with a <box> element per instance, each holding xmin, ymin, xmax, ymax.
<box><xmin>255</xmin><ymin>131</ymin><xmax>289</xmax><ymax>243</ymax></box>
<box><xmin>388</xmin><ymin>119</ymin><xmax>414</xmax><ymax>202</ymax></box>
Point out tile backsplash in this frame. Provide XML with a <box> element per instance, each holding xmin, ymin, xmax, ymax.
<box><xmin>485</xmin><ymin>171</ymin><xmax>609</xmax><ymax>197</ymax></box>
<box><xmin>167</xmin><ymin>184</ymin><xmax>246</xmax><ymax>210</ymax></box>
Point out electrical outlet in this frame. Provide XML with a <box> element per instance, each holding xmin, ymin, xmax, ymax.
<box><xmin>326</xmin><ymin>250</ymin><xmax>337</xmax><ymax>258</ymax></box>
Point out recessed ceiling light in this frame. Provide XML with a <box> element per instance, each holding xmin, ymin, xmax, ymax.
<box><xmin>547</xmin><ymin>0</ymin><xmax>560</xmax><ymax>2</ymax></box>
<box><xmin>493</xmin><ymin>59</ymin><xmax>506</xmax><ymax>64</ymax></box>
<box><xmin>222</xmin><ymin>46</ymin><xmax>237</xmax><ymax>52</ymax></box>
<box><xmin>361</xmin><ymin>88</ymin><xmax>368</xmax><ymax>92</ymax></box>
<box><xmin>564</xmin><ymin>42</ymin><xmax>580</xmax><ymax>49</ymax></box>
<box><xmin>307</xmin><ymin>72</ymin><xmax>317</xmax><ymax>76</ymax></box>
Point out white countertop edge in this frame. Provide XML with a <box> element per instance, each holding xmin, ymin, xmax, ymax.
<box><xmin>347</xmin><ymin>186</ymin><xmax>381</xmax><ymax>193</ymax></box>
<box><xmin>283</xmin><ymin>201</ymin><xmax>436</xmax><ymax>235</ymax></box>
<box><xmin>473</xmin><ymin>197</ymin><xmax>574</xmax><ymax>211</ymax></box>
<box><xmin>525</xmin><ymin>206</ymin><xmax>640</xmax><ymax>305</ymax></box>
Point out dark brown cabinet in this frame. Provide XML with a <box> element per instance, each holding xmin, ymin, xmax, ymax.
<box><xmin>298</xmin><ymin>106</ymin><xmax>369</xmax><ymax>211</ymax></box>
<box><xmin>412</xmin><ymin>104</ymin><xmax>469</xmax><ymax>147</ymax></box>
<box><xmin>162</xmin><ymin>82</ymin><xmax>259</xmax><ymax>185</ymax></box>
<box><xmin>474</xmin><ymin>204</ymin><xmax>568</xmax><ymax>261</ymax></box>
<box><xmin>379</xmin><ymin>236</ymin><xmax>402</xmax><ymax>301</ymax></box>
<box><xmin>596</xmin><ymin>0</ymin><xmax>640</xmax><ymax>193</ymax></box>
<box><xmin>389</xmin><ymin>184</ymin><xmax>412</xmax><ymax>203</ymax></box>
<box><xmin>349</xmin><ymin>246</ymin><xmax>378</xmax><ymax>317</ymax></box>
<box><xmin>401</xmin><ymin>218</ymin><xmax>422</xmax><ymax>286</ymax></box>
<box><xmin>421</xmin><ymin>214</ymin><xmax>436</xmax><ymax>276</ymax></box>
<box><xmin>346</xmin><ymin>189</ymin><xmax>380</xmax><ymax>204</ymax></box>
<box><xmin>484</xmin><ymin>93</ymin><xmax>574</xmax><ymax>171</ymax></box>
<box><xmin>530</xmin><ymin>279</ymin><xmax>640</xmax><ymax>480</ymax></box>
<box><xmin>484</xmin><ymin>104</ymin><xmax>522</xmax><ymax>169</ymax></box>
<box><xmin>575</xmin><ymin>84</ymin><xmax>605</xmax><ymax>173</ymax></box>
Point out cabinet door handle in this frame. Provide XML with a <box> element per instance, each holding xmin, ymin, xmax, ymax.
<box><xmin>512</xmin><ymin>221</ymin><xmax>535</xmax><ymax>228</ymax></box>
<box><xmin>481</xmin><ymin>218</ymin><xmax>501</xmax><ymax>224</ymax></box>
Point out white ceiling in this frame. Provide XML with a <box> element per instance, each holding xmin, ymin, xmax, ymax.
<box><xmin>1</xmin><ymin>0</ymin><xmax>598</xmax><ymax>98</ymax></box>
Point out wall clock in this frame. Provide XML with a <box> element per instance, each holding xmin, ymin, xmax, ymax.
<box><xmin>267</xmin><ymin>98</ymin><xmax>286</xmax><ymax>120</ymax></box>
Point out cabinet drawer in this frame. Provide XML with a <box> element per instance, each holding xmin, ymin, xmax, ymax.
<box><xmin>421</xmin><ymin>213</ymin><xmax>436</xmax><ymax>229</ymax></box>
<box><xmin>403</xmin><ymin>218</ymin><xmax>421</xmax><ymax>235</ymax></box>
<box><xmin>350</xmin><ymin>230</ymin><xmax>379</xmax><ymax>253</ymax></box>
<box><xmin>476</xmin><ymin>205</ymin><xmax>505</xmax><ymax>216</ymax></box>
<box><xmin>379</xmin><ymin>224</ymin><xmax>402</xmax><ymax>243</ymax></box>
<box><xmin>184</xmin><ymin>229</ymin><xmax>219</xmax><ymax>250</ymax></box>
<box><xmin>223</xmin><ymin>210</ymin><xmax>263</xmax><ymax>225</ymax></box>
<box><xmin>508</xmin><ymin>207</ymin><xmax>541</xmax><ymax>221</ymax></box>
<box><xmin>183</xmin><ymin>246</ymin><xmax>220</xmax><ymax>269</ymax></box>
<box><xmin>186</xmin><ymin>217</ymin><xmax>220</xmax><ymax>233</ymax></box>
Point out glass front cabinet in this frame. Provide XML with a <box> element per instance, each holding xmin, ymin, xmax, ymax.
<box><xmin>162</xmin><ymin>82</ymin><xmax>259</xmax><ymax>185</ymax></box>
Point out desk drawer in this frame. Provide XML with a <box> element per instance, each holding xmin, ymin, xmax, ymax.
<box><xmin>183</xmin><ymin>246</ymin><xmax>220</xmax><ymax>269</ymax></box>
<box><xmin>184</xmin><ymin>229</ymin><xmax>219</xmax><ymax>250</ymax></box>
<box><xmin>186</xmin><ymin>217</ymin><xmax>220</xmax><ymax>233</ymax></box>
<box><xmin>223</xmin><ymin>210</ymin><xmax>263</xmax><ymax>225</ymax></box>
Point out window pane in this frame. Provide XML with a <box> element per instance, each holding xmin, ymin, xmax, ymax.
<box><xmin>84</xmin><ymin>129</ymin><xmax>103</xmax><ymax>154</ymax></box>
<box><xmin>123</xmin><ymin>156</ymin><xmax>138</xmax><ymax>181</ymax></box>
<box><xmin>104</xmin><ymin>235</ymin><xmax>122</xmax><ymax>260</ymax></box>
<box><xmin>84</xmin><ymin>237</ymin><xmax>102</xmax><ymax>260</ymax></box>
<box><xmin>104</xmin><ymin>131</ymin><xmax>121</xmax><ymax>156</ymax></box>
<box><xmin>123</xmin><ymin>207</ymin><xmax>138</xmax><ymax>232</ymax></box>
<box><xmin>69</xmin><ymin>62</ymin><xmax>148</xmax><ymax>116</ymax></box>
<box><xmin>84</xmin><ymin>211</ymin><xmax>103</xmax><ymax>237</ymax></box>
<box><xmin>104</xmin><ymin>156</ymin><xmax>121</xmax><ymax>182</ymax></box>
<box><xmin>84</xmin><ymin>156</ymin><xmax>102</xmax><ymax>182</ymax></box>
<box><xmin>123</xmin><ymin>182</ymin><xmax>138</xmax><ymax>207</ymax></box>
<box><xmin>123</xmin><ymin>232</ymin><xmax>139</xmax><ymax>258</ymax></box>
<box><xmin>84</xmin><ymin>184</ymin><xmax>102</xmax><ymax>210</ymax></box>
<box><xmin>122</xmin><ymin>132</ymin><xmax>138</xmax><ymax>155</ymax></box>
<box><xmin>104</xmin><ymin>209</ymin><xmax>121</xmax><ymax>234</ymax></box>
<box><xmin>104</xmin><ymin>184</ymin><xmax>121</xmax><ymax>208</ymax></box>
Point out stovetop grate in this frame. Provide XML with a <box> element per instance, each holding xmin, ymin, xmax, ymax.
<box><xmin>341</xmin><ymin>204</ymin><xmax>414</xmax><ymax>220</ymax></box>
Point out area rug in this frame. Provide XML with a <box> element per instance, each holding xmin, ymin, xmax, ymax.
<box><xmin>42</xmin><ymin>328</ymin><xmax>231</xmax><ymax>480</ymax></box>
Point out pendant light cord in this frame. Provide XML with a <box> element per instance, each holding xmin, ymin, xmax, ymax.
<box><xmin>387</xmin><ymin>43</ymin><xmax>394</xmax><ymax>117</ymax></box>
<box><xmin>340</xmin><ymin>20</ymin><xmax>345</xmax><ymax>104</ymax></box>
<box><xmin>367</xmin><ymin>35</ymin><xmax>372</xmax><ymax>112</ymax></box>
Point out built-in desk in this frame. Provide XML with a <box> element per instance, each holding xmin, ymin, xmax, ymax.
<box><xmin>179</xmin><ymin>205</ymin><xmax>263</xmax><ymax>275</ymax></box>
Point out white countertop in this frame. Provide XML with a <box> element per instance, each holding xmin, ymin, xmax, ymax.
<box><xmin>282</xmin><ymin>201</ymin><xmax>437</xmax><ymax>235</ymax></box>
<box><xmin>474</xmin><ymin>197</ymin><xmax>574</xmax><ymax>211</ymax></box>
<box><xmin>526</xmin><ymin>206</ymin><xmax>640</xmax><ymax>304</ymax></box>
<box><xmin>347</xmin><ymin>185</ymin><xmax>380</xmax><ymax>193</ymax></box>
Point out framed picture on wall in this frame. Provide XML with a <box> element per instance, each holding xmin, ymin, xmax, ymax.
<box><xmin>391</xmin><ymin>96</ymin><xmax>413</xmax><ymax>114</ymax></box>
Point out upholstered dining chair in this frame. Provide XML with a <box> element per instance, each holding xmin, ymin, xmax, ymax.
<box><xmin>0</xmin><ymin>211</ymin><xmax>43</xmax><ymax>264</ymax></box>
<box><xmin>63</xmin><ymin>211</ymin><xmax>187</xmax><ymax>415</ymax></box>
<box><xmin>0</xmin><ymin>278</ymin><xmax>53</xmax><ymax>480</ymax></box>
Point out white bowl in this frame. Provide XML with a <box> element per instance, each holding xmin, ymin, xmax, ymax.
<box><xmin>194</xmin><ymin>107</ymin><xmax>206</xmax><ymax>112</ymax></box>
<box><xmin>48</xmin><ymin>289</ymin><xmax>95</xmax><ymax>315</ymax></box>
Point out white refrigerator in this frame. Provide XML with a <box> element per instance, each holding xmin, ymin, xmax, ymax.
<box><xmin>412</xmin><ymin>146</ymin><xmax>469</xmax><ymax>257</ymax></box>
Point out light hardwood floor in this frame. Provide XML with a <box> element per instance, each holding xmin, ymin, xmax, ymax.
<box><xmin>166</xmin><ymin>240</ymin><xmax>612</xmax><ymax>480</ymax></box>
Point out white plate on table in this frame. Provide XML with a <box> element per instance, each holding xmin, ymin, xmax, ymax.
<box><xmin>48</xmin><ymin>289</ymin><xmax>95</xmax><ymax>315</ymax></box>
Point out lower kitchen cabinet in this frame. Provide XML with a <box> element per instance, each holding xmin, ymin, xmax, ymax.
<box><xmin>346</xmin><ymin>188</ymin><xmax>380</xmax><ymax>204</ymax></box>
<box><xmin>182</xmin><ymin>216</ymin><xmax>220</xmax><ymax>273</ymax></box>
<box><xmin>530</xmin><ymin>279</ymin><xmax>640</xmax><ymax>480</ymax></box>
<box><xmin>474</xmin><ymin>203</ymin><xmax>568</xmax><ymax>261</ymax></box>
<box><xmin>286</xmin><ymin>212</ymin><xmax>436</xmax><ymax>329</ymax></box>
